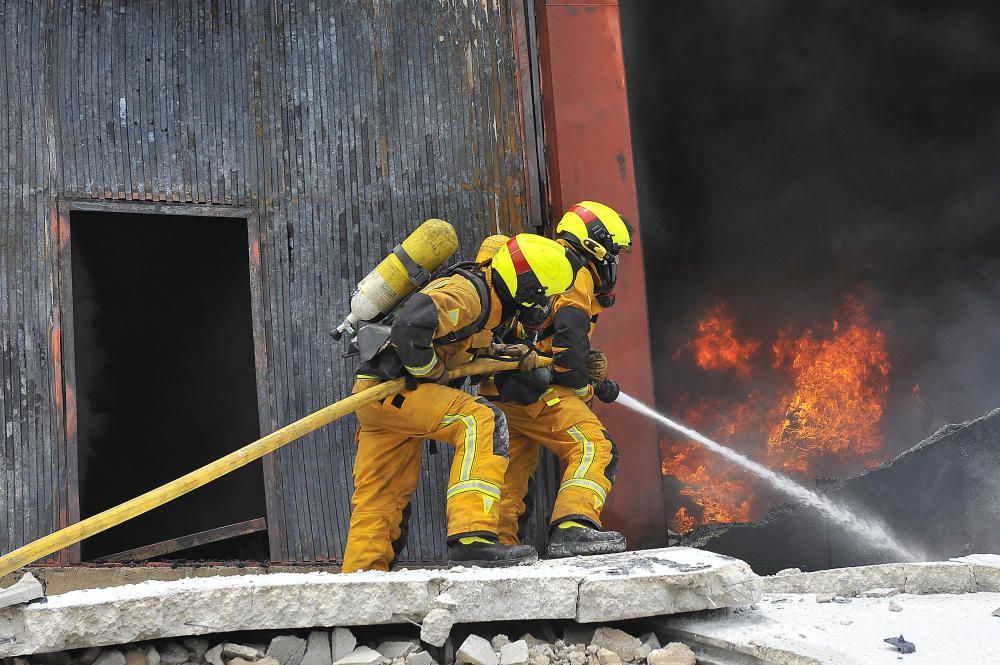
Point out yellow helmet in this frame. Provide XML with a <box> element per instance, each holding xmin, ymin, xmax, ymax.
<box><xmin>475</xmin><ymin>234</ymin><xmax>510</xmax><ymax>263</ymax></box>
<box><xmin>555</xmin><ymin>201</ymin><xmax>632</xmax><ymax>261</ymax></box>
<box><xmin>490</xmin><ymin>233</ymin><xmax>576</xmax><ymax>308</ymax></box>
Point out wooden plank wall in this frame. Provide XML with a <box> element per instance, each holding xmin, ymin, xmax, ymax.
<box><xmin>0</xmin><ymin>0</ymin><xmax>544</xmax><ymax>563</ymax></box>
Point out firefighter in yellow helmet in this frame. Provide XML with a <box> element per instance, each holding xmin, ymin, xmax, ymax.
<box><xmin>479</xmin><ymin>201</ymin><xmax>632</xmax><ymax>558</ymax></box>
<box><xmin>342</xmin><ymin>233</ymin><xmax>578</xmax><ymax>572</ymax></box>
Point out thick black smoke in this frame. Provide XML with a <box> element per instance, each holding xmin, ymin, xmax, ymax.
<box><xmin>621</xmin><ymin>1</ymin><xmax>1000</xmax><ymax>507</ymax></box>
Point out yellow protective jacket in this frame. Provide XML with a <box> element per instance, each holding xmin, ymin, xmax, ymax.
<box><xmin>357</xmin><ymin>265</ymin><xmax>505</xmax><ymax>380</ymax></box>
<box><xmin>480</xmin><ymin>247</ymin><xmax>601</xmax><ymax>399</ymax></box>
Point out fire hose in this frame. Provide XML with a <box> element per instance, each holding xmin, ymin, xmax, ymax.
<box><xmin>0</xmin><ymin>356</ymin><xmax>551</xmax><ymax>578</ymax></box>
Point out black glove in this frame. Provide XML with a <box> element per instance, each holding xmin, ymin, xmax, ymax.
<box><xmin>593</xmin><ymin>378</ymin><xmax>620</xmax><ymax>404</ymax></box>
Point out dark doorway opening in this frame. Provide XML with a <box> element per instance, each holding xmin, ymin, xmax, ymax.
<box><xmin>70</xmin><ymin>211</ymin><xmax>267</xmax><ymax>561</ymax></box>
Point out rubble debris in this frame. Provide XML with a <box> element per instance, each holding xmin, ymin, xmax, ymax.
<box><xmin>589</xmin><ymin>628</ymin><xmax>645</xmax><ymax>661</ymax></box>
<box><xmin>499</xmin><ymin>641</ymin><xmax>529</xmax><ymax>665</ymax></box>
<box><xmin>376</xmin><ymin>641</ymin><xmax>419</xmax><ymax>660</ymax></box>
<box><xmin>332</xmin><ymin>647</ymin><xmax>381</xmax><ymax>665</ymax></box>
<box><xmin>420</xmin><ymin>608</ymin><xmax>457</xmax><ymax>648</ymax></box>
<box><xmin>184</xmin><ymin>639</ymin><xmax>210</xmax><ymax>663</ymax></box>
<box><xmin>993</xmin><ymin>607</ymin><xmax>1000</xmax><ymax>617</ymax></box>
<box><xmin>861</xmin><ymin>587</ymin><xmax>899</xmax><ymax>598</ymax></box>
<box><xmin>224</xmin><ymin>645</ymin><xmax>264</xmax><ymax>662</ymax></box>
<box><xmin>0</xmin><ymin>572</ymin><xmax>45</xmax><ymax>609</ymax></box>
<box><xmin>124</xmin><ymin>648</ymin><xmax>148</xmax><ymax>665</ymax></box>
<box><xmin>159</xmin><ymin>643</ymin><xmax>189</xmax><ymax>665</ymax></box>
<box><xmin>518</xmin><ymin>635</ymin><xmax>549</xmax><ymax>649</ymax></box>
<box><xmin>637</xmin><ymin>634</ymin><xmax>660</xmax><ymax>655</ymax></box>
<box><xmin>93</xmin><ymin>650</ymin><xmax>127</xmax><ymax>665</ymax></box>
<box><xmin>332</xmin><ymin>629</ymin><xmax>358</xmax><ymax>662</ymax></box>
<box><xmin>684</xmin><ymin>408</ymin><xmax>1000</xmax><ymax>573</ymax></box>
<box><xmin>883</xmin><ymin>635</ymin><xmax>916</xmax><ymax>654</ymax></box>
<box><xmin>301</xmin><ymin>632</ymin><xmax>333</xmax><ymax>665</ymax></box>
<box><xmin>595</xmin><ymin>648</ymin><xmax>621</xmax><ymax>665</ymax></box>
<box><xmin>406</xmin><ymin>652</ymin><xmax>435</xmax><ymax>665</ymax></box>
<box><xmin>80</xmin><ymin>648</ymin><xmax>104</xmax><ymax>665</ymax></box>
<box><xmin>490</xmin><ymin>635</ymin><xmax>510</xmax><ymax>652</ymax></box>
<box><xmin>816</xmin><ymin>594</ymin><xmax>834</xmax><ymax>603</ymax></box>
<box><xmin>206</xmin><ymin>644</ymin><xmax>225</xmax><ymax>665</ymax></box>
<box><xmin>889</xmin><ymin>601</ymin><xmax>903</xmax><ymax>612</ymax></box>
<box><xmin>456</xmin><ymin>636</ymin><xmax>498</xmax><ymax>665</ymax></box>
<box><xmin>646</xmin><ymin>644</ymin><xmax>696</xmax><ymax>665</ymax></box>
<box><xmin>268</xmin><ymin>636</ymin><xmax>308</xmax><ymax>665</ymax></box>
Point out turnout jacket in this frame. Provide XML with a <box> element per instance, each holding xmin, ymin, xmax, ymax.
<box><xmin>480</xmin><ymin>252</ymin><xmax>602</xmax><ymax>400</ymax></box>
<box><xmin>357</xmin><ymin>267</ymin><xmax>506</xmax><ymax>380</ymax></box>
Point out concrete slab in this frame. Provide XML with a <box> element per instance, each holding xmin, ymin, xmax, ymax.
<box><xmin>657</xmin><ymin>592</ymin><xmax>1000</xmax><ymax>665</ymax></box>
<box><xmin>0</xmin><ymin>548</ymin><xmax>757</xmax><ymax>657</ymax></box>
<box><xmin>758</xmin><ymin>556</ymin><xmax>1000</xmax><ymax>597</ymax></box>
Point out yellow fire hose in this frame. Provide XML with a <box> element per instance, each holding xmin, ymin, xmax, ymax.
<box><xmin>0</xmin><ymin>356</ymin><xmax>550</xmax><ymax>578</ymax></box>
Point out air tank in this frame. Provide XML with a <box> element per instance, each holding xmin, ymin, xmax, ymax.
<box><xmin>475</xmin><ymin>234</ymin><xmax>510</xmax><ymax>263</ymax></box>
<box><xmin>331</xmin><ymin>218</ymin><xmax>459</xmax><ymax>340</ymax></box>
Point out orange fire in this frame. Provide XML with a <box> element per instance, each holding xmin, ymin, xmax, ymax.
<box><xmin>663</xmin><ymin>295</ymin><xmax>891</xmax><ymax>532</ymax></box>
<box><xmin>688</xmin><ymin>304</ymin><xmax>761</xmax><ymax>379</ymax></box>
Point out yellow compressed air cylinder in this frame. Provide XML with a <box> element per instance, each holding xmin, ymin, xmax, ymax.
<box><xmin>475</xmin><ymin>234</ymin><xmax>511</xmax><ymax>263</ymax></box>
<box><xmin>332</xmin><ymin>219</ymin><xmax>458</xmax><ymax>339</ymax></box>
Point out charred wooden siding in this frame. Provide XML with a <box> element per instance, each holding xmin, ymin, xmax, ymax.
<box><xmin>0</xmin><ymin>0</ymin><xmax>548</xmax><ymax>563</ymax></box>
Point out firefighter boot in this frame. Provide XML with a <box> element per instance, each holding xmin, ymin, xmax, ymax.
<box><xmin>448</xmin><ymin>536</ymin><xmax>539</xmax><ymax>567</ymax></box>
<box><xmin>546</xmin><ymin>520</ymin><xmax>626</xmax><ymax>558</ymax></box>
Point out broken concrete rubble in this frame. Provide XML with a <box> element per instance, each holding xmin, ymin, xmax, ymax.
<box><xmin>301</xmin><ymin>631</ymin><xmax>333</xmax><ymax>665</ymax></box>
<box><xmin>331</xmin><ymin>628</ymin><xmax>358</xmax><ymax>662</ymax></box>
<box><xmin>0</xmin><ymin>573</ymin><xmax>45</xmax><ymax>610</ymax></box>
<box><xmin>457</xmin><ymin>636</ymin><xmax>498</xmax><ymax>665</ymax></box>
<box><xmin>684</xmin><ymin>408</ymin><xmax>1000</xmax><ymax>574</ymax></box>
<box><xmin>268</xmin><ymin>636</ymin><xmax>308</xmax><ymax>665</ymax></box>
<box><xmin>498</xmin><ymin>641</ymin><xmax>528</xmax><ymax>665</ymax></box>
<box><xmin>93</xmin><ymin>650</ymin><xmax>127</xmax><ymax>665</ymax></box>
<box><xmin>332</xmin><ymin>647</ymin><xmax>381</xmax><ymax>665</ymax></box>
<box><xmin>645</xmin><ymin>644</ymin><xmax>695</xmax><ymax>665</ymax></box>
<box><xmin>376</xmin><ymin>641</ymin><xmax>419</xmax><ymax>660</ymax></box>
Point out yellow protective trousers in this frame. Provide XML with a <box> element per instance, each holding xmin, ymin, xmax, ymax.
<box><xmin>492</xmin><ymin>385</ymin><xmax>618</xmax><ymax>545</ymax></box>
<box><xmin>342</xmin><ymin>379</ymin><xmax>510</xmax><ymax>572</ymax></box>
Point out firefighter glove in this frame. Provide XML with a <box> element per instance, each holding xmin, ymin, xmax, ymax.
<box><xmin>587</xmin><ymin>349</ymin><xmax>609</xmax><ymax>383</ymax></box>
<box><xmin>593</xmin><ymin>378</ymin><xmax>620</xmax><ymax>404</ymax></box>
<box><xmin>490</xmin><ymin>343</ymin><xmax>539</xmax><ymax>372</ymax></box>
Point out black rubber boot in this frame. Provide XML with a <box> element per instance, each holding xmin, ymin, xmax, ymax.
<box><xmin>447</xmin><ymin>538</ymin><xmax>539</xmax><ymax>568</ymax></box>
<box><xmin>546</xmin><ymin>522</ymin><xmax>627</xmax><ymax>558</ymax></box>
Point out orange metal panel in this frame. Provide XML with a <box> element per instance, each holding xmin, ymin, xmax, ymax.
<box><xmin>536</xmin><ymin>0</ymin><xmax>666</xmax><ymax>547</ymax></box>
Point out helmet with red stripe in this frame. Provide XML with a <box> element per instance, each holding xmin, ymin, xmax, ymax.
<box><xmin>490</xmin><ymin>234</ymin><xmax>577</xmax><ymax>319</ymax></box>
<box><xmin>555</xmin><ymin>201</ymin><xmax>633</xmax><ymax>307</ymax></box>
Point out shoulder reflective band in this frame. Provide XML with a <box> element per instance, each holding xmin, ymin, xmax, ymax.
<box><xmin>506</xmin><ymin>237</ymin><xmax>532</xmax><ymax>275</ymax></box>
<box><xmin>393</xmin><ymin>244</ymin><xmax>430</xmax><ymax>287</ymax></box>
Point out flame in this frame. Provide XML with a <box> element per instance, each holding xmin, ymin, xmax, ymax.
<box><xmin>663</xmin><ymin>295</ymin><xmax>891</xmax><ymax>533</ymax></box>
<box><xmin>688</xmin><ymin>305</ymin><xmax>761</xmax><ymax>379</ymax></box>
<box><xmin>766</xmin><ymin>297</ymin><xmax>889</xmax><ymax>474</ymax></box>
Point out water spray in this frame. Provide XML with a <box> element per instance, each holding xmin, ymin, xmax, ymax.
<box><xmin>616</xmin><ymin>392</ymin><xmax>925</xmax><ymax>562</ymax></box>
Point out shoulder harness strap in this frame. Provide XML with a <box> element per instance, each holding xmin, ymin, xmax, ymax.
<box><xmin>433</xmin><ymin>263</ymin><xmax>491</xmax><ymax>345</ymax></box>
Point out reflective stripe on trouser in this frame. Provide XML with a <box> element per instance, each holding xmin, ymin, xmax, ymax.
<box><xmin>493</xmin><ymin>385</ymin><xmax>616</xmax><ymax>543</ymax></box>
<box><xmin>342</xmin><ymin>380</ymin><xmax>510</xmax><ymax>572</ymax></box>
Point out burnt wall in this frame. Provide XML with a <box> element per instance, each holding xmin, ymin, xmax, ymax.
<box><xmin>0</xmin><ymin>0</ymin><xmax>542</xmax><ymax>563</ymax></box>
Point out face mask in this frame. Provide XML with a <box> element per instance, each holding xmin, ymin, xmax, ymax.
<box><xmin>520</xmin><ymin>298</ymin><xmax>553</xmax><ymax>327</ymax></box>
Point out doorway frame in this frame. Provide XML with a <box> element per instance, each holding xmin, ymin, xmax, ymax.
<box><xmin>52</xmin><ymin>199</ymin><xmax>272</xmax><ymax>563</ymax></box>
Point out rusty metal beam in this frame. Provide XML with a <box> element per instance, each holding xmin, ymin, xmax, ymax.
<box><xmin>534</xmin><ymin>0</ymin><xmax>667</xmax><ymax>547</ymax></box>
<box><xmin>92</xmin><ymin>518</ymin><xmax>268</xmax><ymax>563</ymax></box>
